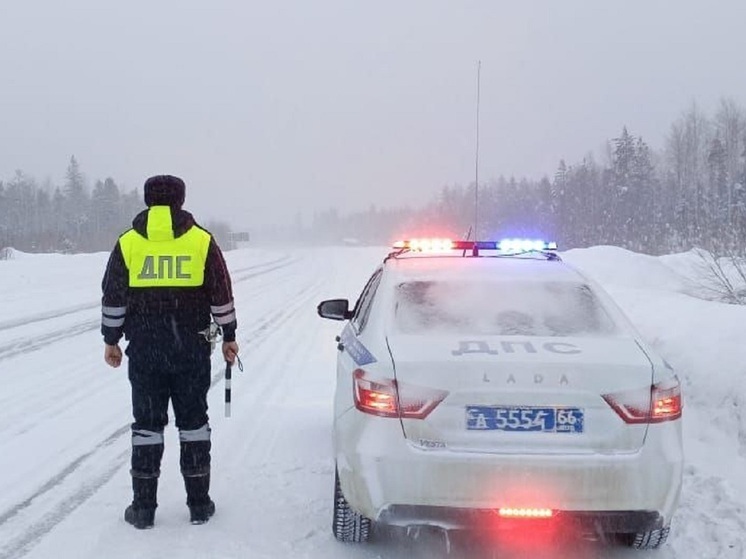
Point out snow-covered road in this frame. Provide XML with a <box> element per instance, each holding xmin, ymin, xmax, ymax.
<box><xmin>0</xmin><ymin>246</ymin><xmax>744</xmax><ymax>558</ymax></box>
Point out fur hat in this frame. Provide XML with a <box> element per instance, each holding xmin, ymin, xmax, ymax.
<box><xmin>143</xmin><ymin>175</ymin><xmax>186</xmax><ymax>208</ymax></box>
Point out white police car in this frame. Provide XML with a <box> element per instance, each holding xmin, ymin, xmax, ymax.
<box><xmin>317</xmin><ymin>239</ymin><xmax>683</xmax><ymax>549</ymax></box>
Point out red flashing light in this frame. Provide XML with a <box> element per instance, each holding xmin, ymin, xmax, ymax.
<box><xmin>603</xmin><ymin>377</ymin><xmax>683</xmax><ymax>424</ymax></box>
<box><xmin>498</xmin><ymin>508</ymin><xmax>553</xmax><ymax>519</ymax></box>
<box><xmin>393</xmin><ymin>238</ymin><xmax>455</xmax><ymax>252</ymax></box>
<box><xmin>353</xmin><ymin>369</ymin><xmax>448</xmax><ymax>419</ymax></box>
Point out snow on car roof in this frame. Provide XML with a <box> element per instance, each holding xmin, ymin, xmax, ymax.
<box><xmin>385</xmin><ymin>254</ymin><xmax>584</xmax><ymax>283</ymax></box>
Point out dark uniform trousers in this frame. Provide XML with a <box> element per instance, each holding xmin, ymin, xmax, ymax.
<box><xmin>126</xmin><ymin>336</ymin><xmax>212</xmax><ymax>508</ymax></box>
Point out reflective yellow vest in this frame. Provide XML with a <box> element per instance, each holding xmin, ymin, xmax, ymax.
<box><xmin>119</xmin><ymin>206</ymin><xmax>211</xmax><ymax>288</ymax></box>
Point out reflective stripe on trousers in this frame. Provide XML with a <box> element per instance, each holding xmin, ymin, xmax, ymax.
<box><xmin>132</xmin><ymin>429</ymin><xmax>165</xmax><ymax>446</ymax></box>
<box><xmin>179</xmin><ymin>423</ymin><xmax>211</xmax><ymax>443</ymax></box>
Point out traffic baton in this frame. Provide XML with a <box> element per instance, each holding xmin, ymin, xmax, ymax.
<box><xmin>224</xmin><ymin>355</ymin><xmax>242</xmax><ymax>418</ymax></box>
<box><xmin>224</xmin><ymin>361</ymin><xmax>232</xmax><ymax>418</ymax></box>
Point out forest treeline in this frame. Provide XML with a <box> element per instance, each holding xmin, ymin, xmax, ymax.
<box><xmin>309</xmin><ymin>99</ymin><xmax>746</xmax><ymax>256</ymax></box>
<box><xmin>2</xmin><ymin>99</ymin><xmax>746</xmax><ymax>256</ymax></box>
<box><xmin>0</xmin><ymin>157</ymin><xmax>232</xmax><ymax>253</ymax></box>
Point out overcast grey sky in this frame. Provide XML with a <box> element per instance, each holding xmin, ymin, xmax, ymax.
<box><xmin>2</xmin><ymin>1</ymin><xmax>746</xmax><ymax>227</ymax></box>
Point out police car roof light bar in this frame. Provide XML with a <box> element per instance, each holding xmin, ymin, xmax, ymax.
<box><xmin>391</xmin><ymin>238</ymin><xmax>558</xmax><ymax>255</ymax></box>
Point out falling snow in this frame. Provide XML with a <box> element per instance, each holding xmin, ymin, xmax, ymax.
<box><xmin>0</xmin><ymin>246</ymin><xmax>744</xmax><ymax>559</ymax></box>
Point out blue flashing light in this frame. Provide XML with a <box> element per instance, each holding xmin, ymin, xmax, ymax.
<box><xmin>498</xmin><ymin>239</ymin><xmax>558</xmax><ymax>252</ymax></box>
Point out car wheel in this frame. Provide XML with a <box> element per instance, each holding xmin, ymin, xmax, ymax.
<box><xmin>619</xmin><ymin>524</ymin><xmax>670</xmax><ymax>549</ymax></box>
<box><xmin>332</xmin><ymin>468</ymin><xmax>372</xmax><ymax>543</ymax></box>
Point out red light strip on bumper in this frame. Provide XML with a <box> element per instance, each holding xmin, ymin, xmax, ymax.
<box><xmin>498</xmin><ymin>508</ymin><xmax>553</xmax><ymax>518</ymax></box>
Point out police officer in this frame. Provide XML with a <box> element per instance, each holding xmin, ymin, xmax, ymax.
<box><xmin>101</xmin><ymin>175</ymin><xmax>238</xmax><ymax>529</ymax></box>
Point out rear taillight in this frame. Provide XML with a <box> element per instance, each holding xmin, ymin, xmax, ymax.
<box><xmin>603</xmin><ymin>377</ymin><xmax>683</xmax><ymax>424</ymax></box>
<box><xmin>353</xmin><ymin>369</ymin><xmax>448</xmax><ymax>419</ymax></box>
<box><xmin>353</xmin><ymin>372</ymin><xmax>398</xmax><ymax>417</ymax></box>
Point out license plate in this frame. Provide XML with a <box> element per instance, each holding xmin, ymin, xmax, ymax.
<box><xmin>466</xmin><ymin>406</ymin><xmax>584</xmax><ymax>433</ymax></box>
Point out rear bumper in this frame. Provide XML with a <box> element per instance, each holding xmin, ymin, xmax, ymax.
<box><xmin>378</xmin><ymin>505</ymin><xmax>664</xmax><ymax>533</ymax></box>
<box><xmin>335</xmin><ymin>411</ymin><xmax>683</xmax><ymax>530</ymax></box>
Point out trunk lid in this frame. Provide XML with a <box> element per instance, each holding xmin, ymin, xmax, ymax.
<box><xmin>387</xmin><ymin>334</ymin><xmax>653</xmax><ymax>454</ymax></box>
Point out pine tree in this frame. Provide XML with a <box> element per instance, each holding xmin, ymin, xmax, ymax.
<box><xmin>0</xmin><ymin>181</ymin><xmax>6</xmax><ymax>249</ymax></box>
<box><xmin>715</xmin><ymin>98</ymin><xmax>746</xmax><ymax>221</ymax></box>
<box><xmin>610</xmin><ymin>127</ymin><xmax>636</xmax><ymax>245</ymax></box>
<box><xmin>552</xmin><ymin>160</ymin><xmax>568</xmax><ymax>242</ymax></box>
<box><xmin>630</xmin><ymin>137</ymin><xmax>656</xmax><ymax>251</ymax></box>
<box><xmin>5</xmin><ymin>171</ymin><xmax>37</xmax><ymax>250</ymax></box>
<box><xmin>708</xmin><ymin>137</ymin><xmax>728</xmax><ymax>249</ymax></box>
<box><xmin>570</xmin><ymin>156</ymin><xmax>601</xmax><ymax>248</ymax></box>
<box><xmin>735</xmin><ymin>142</ymin><xmax>746</xmax><ymax>251</ymax></box>
<box><xmin>90</xmin><ymin>177</ymin><xmax>124</xmax><ymax>248</ymax></box>
<box><xmin>52</xmin><ymin>187</ymin><xmax>67</xmax><ymax>251</ymax></box>
<box><xmin>63</xmin><ymin>156</ymin><xmax>89</xmax><ymax>250</ymax></box>
<box><xmin>34</xmin><ymin>188</ymin><xmax>52</xmax><ymax>251</ymax></box>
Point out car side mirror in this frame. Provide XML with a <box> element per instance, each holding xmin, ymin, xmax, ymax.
<box><xmin>317</xmin><ymin>299</ymin><xmax>353</xmax><ymax>321</ymax></box>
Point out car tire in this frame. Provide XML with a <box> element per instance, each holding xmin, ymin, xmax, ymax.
<box><xmin>332</xmin><ymin>468</ymin><xmax>372</xmax><ymax>543</ymax></box>
<box><xmin>619</xmin><ymin>524</ymin><xmax>670</xmax><ymax>549</ymax></box>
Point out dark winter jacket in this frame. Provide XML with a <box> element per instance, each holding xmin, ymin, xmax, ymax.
<box><xmin>101</xmin><ymin>207</ymin><xmax>237</xmax><ymax>348</ymax></box>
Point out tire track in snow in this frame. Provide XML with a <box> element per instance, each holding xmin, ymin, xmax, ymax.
<box><xmin>0</xmin><ymin>423</ymin><xmax>130</xmax><ymax>559</ymax></box>
<box><xmin>0</xmin><ymin>254</ymin><xmax>303</xmax><ymax>439</ymax></box>
<box><xmin>0</xmin><ymin>262</ymin><xmax>321</xmax><ymax>559</ymax></box>
<box><xmin>0</xmin><ymin>303</ymin><xmax>100</xmax><ymax>333</ymax></box>
<box><xmin>0</xmin><ymin>255</ymin><xmax>292</xmax><ymax>335</ymax></box>
<box><xmin>0</xmin><ymin>319</ymin><xmax>101</xmax><ymax>363</ymax></box>
<box><xmin>229</xmin><ymin>254</ymin><xmax>294</xmax><ymax>282</ymax></box>
<box><xmin>0</xmin><ymin>257</ymin><xmax>301</xmax><ymax>439</ymax></box>
<box><xmin>213</xmin><ymin>256</ymin><xmax>344</xmax><ymax>556</ymax></box>
<box><xmin>207</xmin><ymin>278</ymin><xmax>325</xmax><ymax>391</ymax></box>
<box><xmin>0</xmin><ymin>255</ymin><xmax>297</xmax><ymax>363</ymax></box>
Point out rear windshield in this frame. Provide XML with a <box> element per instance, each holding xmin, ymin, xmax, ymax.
<box><xmin>394</xmin><ymin>280</ymin><xmax>618</xmax><ymax>336</ymax></box>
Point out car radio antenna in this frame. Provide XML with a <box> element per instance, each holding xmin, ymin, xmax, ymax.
<box><xmin>473</xmin><ymin>60</ymin><xmax>481</xmax><ymax>245</ymax></box>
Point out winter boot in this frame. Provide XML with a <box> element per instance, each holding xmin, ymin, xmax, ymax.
<box><xmin>184</xmin><ymin>473</ymin><xmax>215</xmax><ymax>524</ymax></box>
<box><xmin>189</xmin><ymin>499</ymin><xmax>216</xmax><ymax>525</ymax></box>
<box><xmin>124</xmin><ymin>504</ymin><xmax>156</xmax><ymax>530</ymax></box>
<box><xmin>180</xmin><ymin>432</ymin><xmax>213</xmax><ymax>524</ymax></box>
<box><xmin>124</xmin><ymin>474</ymin><xmax>158</xmax><ymax>529</ymax></box>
